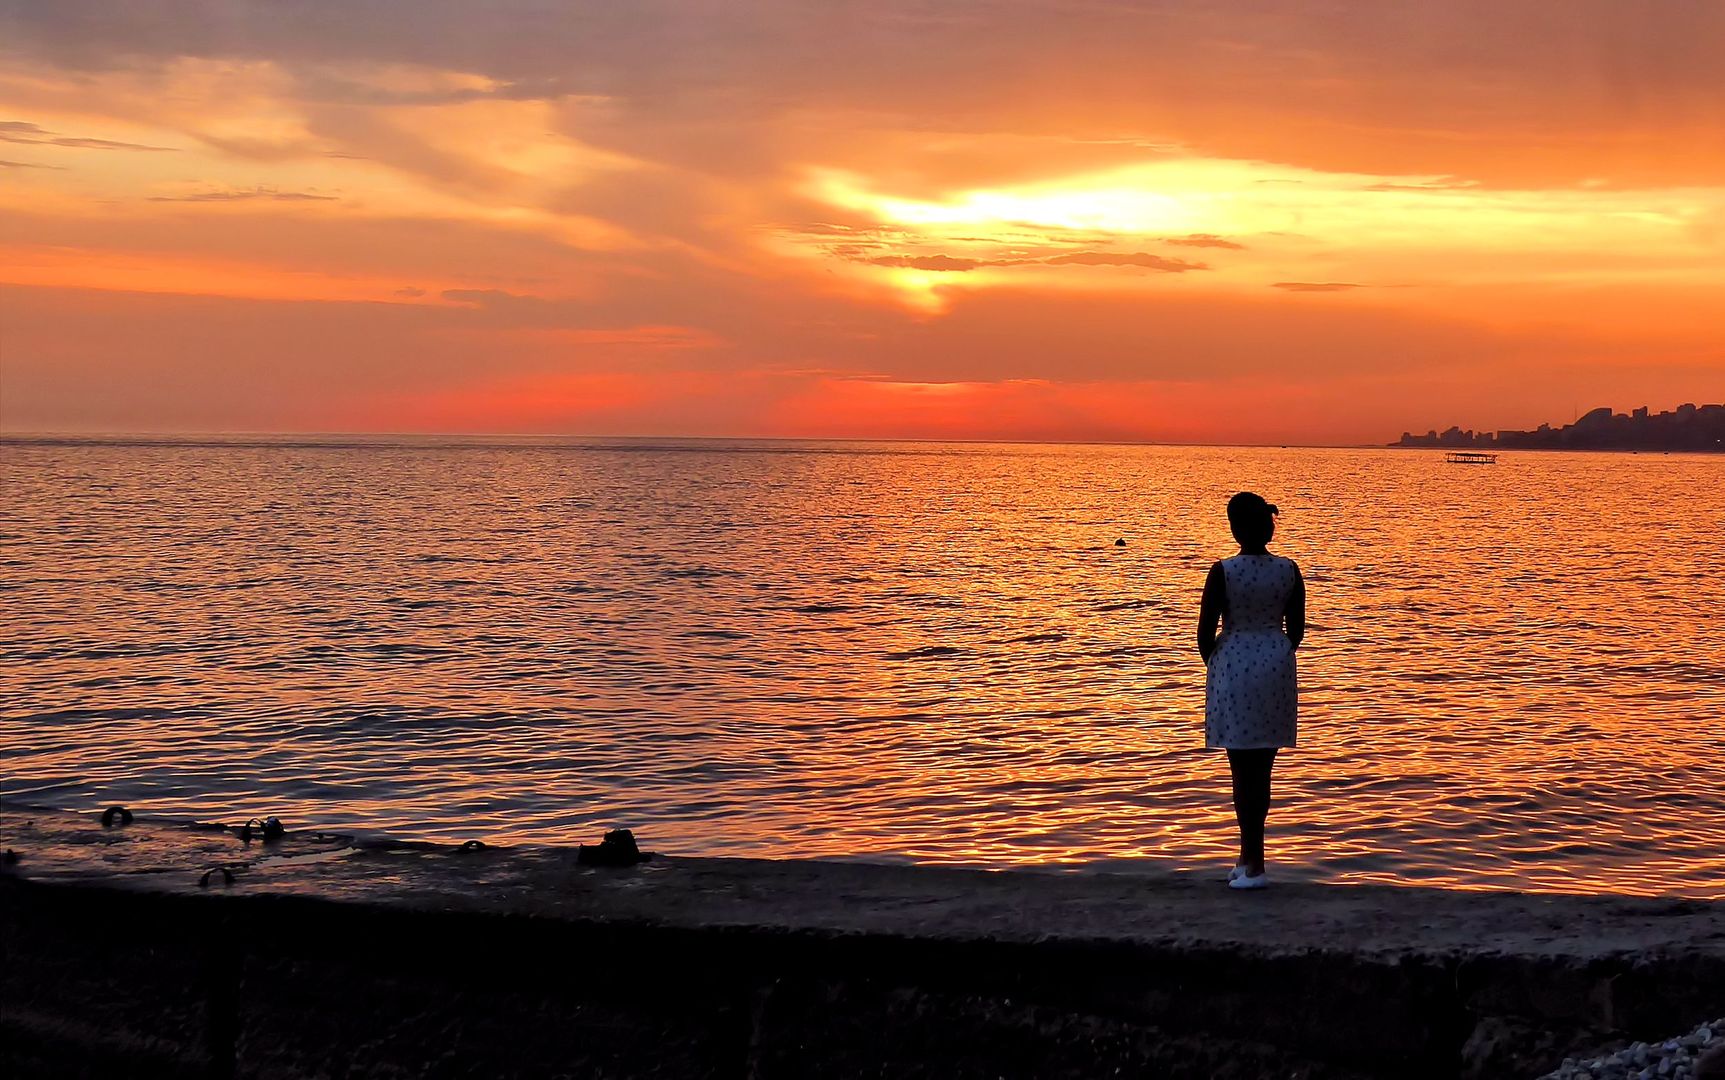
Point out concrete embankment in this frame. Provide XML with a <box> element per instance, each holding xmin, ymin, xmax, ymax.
<box><xmin>2</xmin><ymin>806</ymin><xmax>1720</xmax><ymax>1079</ymax></box>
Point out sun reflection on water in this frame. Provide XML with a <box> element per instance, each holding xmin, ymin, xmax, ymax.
<box><xmin>1</xmin><ymin>438</ymin><xmax>1722</xmax><ymax>898</ymax></box>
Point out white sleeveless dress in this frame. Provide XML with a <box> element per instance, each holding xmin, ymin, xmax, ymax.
<box><xmin>1204</xmin><ymin>553</ymin><xmax>1299</xmax><ymax>750</ymax></box>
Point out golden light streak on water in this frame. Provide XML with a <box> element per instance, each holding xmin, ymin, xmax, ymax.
<box><xmin>2</xmin><ymin>437</ymin><xmax>1721</xmax><ymax>897</ymax></box>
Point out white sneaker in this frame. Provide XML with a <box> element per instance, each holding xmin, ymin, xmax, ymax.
<box><xmin>1228</xmin><ymin>871</ymin><xmax>1269</xmax><ymax>890</ymax></box>
<box><xmin>1227</xmin><ymin>864</ymin><xmax>1249</xmax><ymax>883</ymax></box>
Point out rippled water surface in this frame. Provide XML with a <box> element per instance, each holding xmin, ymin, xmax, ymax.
<box><xmin>3</xmin><ymin>436</ymin><xmax>1722</xmax><ymax>897</ymax></box>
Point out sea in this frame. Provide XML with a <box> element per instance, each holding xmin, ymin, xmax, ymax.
<box><xmin>2</xmin><ymin>436</ymin><xmax>1721</xmax><ymax>898</ymax></box>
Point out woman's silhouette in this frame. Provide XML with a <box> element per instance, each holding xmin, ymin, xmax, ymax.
<box><xmin>1197</xmin><ymin>492</ymin><xmax>1305</xmax><ymax>890</ymax></box>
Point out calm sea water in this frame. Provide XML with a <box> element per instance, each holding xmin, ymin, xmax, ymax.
<box><xmin>2</xmin><ymin>437</ymin><xmax>1722</xmax><ymax>897</ymax></box>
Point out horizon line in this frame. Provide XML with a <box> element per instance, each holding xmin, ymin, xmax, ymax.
<box><xmin>0</xmin><ymin>428</ymin><xmax>1403</xmax><ymax>450</ymax></box>
<box><xmin>4</xmin><ymin>403</ymin><xmax>1715</xmax><ymax>451</ymax></box>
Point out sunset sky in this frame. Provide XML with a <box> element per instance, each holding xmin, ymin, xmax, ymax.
<box><xmin>2</xmin><ymin>1</ymin><xmax>1721</xmax><ymax>443</ymax></box>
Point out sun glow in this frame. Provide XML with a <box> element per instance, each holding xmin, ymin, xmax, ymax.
<box><xmin>2</xmin><ymin>0</ymin><xmax>1721</xmax><ymax>441</ymax></box>
<box><xmin>812</xmin><ymin>167</ymin><xmax>1199</xmax><ymax>234</ymax></box>
<box><xmin>792</xmin><ymin>156</ymin><xmax>1725</xmax><ymax>313</ymax></box>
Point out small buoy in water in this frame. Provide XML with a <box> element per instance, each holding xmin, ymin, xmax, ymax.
<box><xmin>199</xmin><ymin>866</ymin><xmax>236</xmax><ymax>888</ymax></box>
<box><xmin>457</xmin><ymin>840</ymin><xmax>488</xmax><ymax>854</ymax></box>
<box><xmin>101</xmin><ymin>806</ymin><xmax>134</xmax><ymax>828</ymax></box>
<box><xmin>1114</xmin><ymin>538</ymin><xmax>1127</xmax><ymax>547</ymax></box>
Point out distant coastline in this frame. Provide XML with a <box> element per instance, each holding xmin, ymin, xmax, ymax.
<box><xmin>1392</xmin><ymin>402</ymin><xmax>1724</xmax><ymax>452</ymax></box>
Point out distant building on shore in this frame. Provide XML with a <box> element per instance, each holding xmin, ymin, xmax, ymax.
<box><xmin>1393</xmin><ymin>403</ymin><xmax>1724</xmax><ymax>452</ymax></box>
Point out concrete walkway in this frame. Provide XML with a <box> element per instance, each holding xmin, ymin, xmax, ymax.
<box><xmin>5</xmin><ymin>805</ymin><xmax>1719</xmax><ymax>959</ymax></box>
<box><xmin>4</xmin><ymin>805</ymin><xmax>1721</xmax><ymax>1079</ymax></box>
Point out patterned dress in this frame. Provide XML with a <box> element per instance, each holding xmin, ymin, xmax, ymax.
<box><xmin>1204</xmin><ymin>553</ymin><xmax>1300</xmax><ymax>750</ymax></box>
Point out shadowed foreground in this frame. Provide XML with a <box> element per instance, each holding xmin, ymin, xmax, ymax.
<box><xmin>2</xmin><ymin>806</ymin><xmax>1720</xmax><ymax>1079</ymax></box>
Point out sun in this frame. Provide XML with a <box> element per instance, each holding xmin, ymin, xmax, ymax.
<box><xmin>808</xmin><ymin>167</ymin><xmax>1199</xmax><ymax>235</ymax></box>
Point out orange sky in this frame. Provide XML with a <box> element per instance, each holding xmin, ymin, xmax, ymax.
<box><xmin>2</xmin><ymin>1</ymin><xmax>1722</xmax><ymax>443</ymax></box>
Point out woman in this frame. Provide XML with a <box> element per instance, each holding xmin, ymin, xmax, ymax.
<box><xmin>1197</xmin><ymin>491</ymin><xmax>1305</xmax><ymax>890</ymax></box>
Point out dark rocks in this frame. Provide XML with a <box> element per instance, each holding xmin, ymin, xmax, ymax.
<box><xmin>1539</xmin><ymin>1019</ymin><xmax>1724</xmax><ymax>1079</ymax></box>
<box><xmin>197</xmin><ymin>866</ymin><xmax>236</xmax><ymax>888</ymax></box>
<box><xmin>1461</xmin><ymin>1016</ymin><xmax>1623</xmax><ymax>1080</ymax></box>
<box><xmin>577</xmin><ymin>828</ymin><xmax>649</xmax><ymax>867</ymax></box>
<box><xmin>237</xmin><ymin>816</ymin><xmax>285</xmax><ymax>844</ymax></box>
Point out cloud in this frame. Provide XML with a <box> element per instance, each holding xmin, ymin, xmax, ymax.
<box><xmin>49</xmin><ymin>135</ymin><xmax>176</xmax><ymax>150</ymax></box>
<box><xmin>147</xmin><ymin>188</ymin><xmax>339</xmax><ymax>202</ymax></box>
<box><xmin>8</xmin><ymin>1</ymin><xmax>1724</xmax><ymax>188</ymax></box>
<box><xmin>1272</xmin><ymin>281</ymin><xmax>1364</xmax><ymax>292</ymax></box>
<box><xmin>292</xmin><ymin>70</ymin><xmax>576</xmax><ymax>108</ymax></box>
<box><xmin>0</xmin><ymin>120</ymin><xmax>176</xmax><ymax>152</ymax></box>
<box><xmin>856</xmin><ymin>251</ymin><xmax>1209</xmax><ymax>273</ymax></box>
<box><xmin>439</xmin><ymin>288</ymin><xmax>548</xmax><ymax>309</ymax></box>
<box><xmin>1164</xmin><ymin>233</ymin><xmax>1246</xmax><ymax>249</ymax></box>
<box><xmin>836</xmin><ymin>285</ymin><xmax>1525</xmax><ymax>383</ymax></box>
<box><xmin>0</xmin><ymin>158</ymin><xmax>62</xmax><ymax>169</ymax></box>
<box><xmin>865</xmin><ymin>254</ymin><xmax>985</xmax><ymax>272</ymax></box>
<box><xmin>1364</xmin><ymin>178</ymin><xmax>1481</xmax><ymax>192</ymax></box>
<box><xmin>395</xmin><ymin>286</ymin><xmax>427</xmax><ymax>298</ymax></box>
<box><xmin>1044</xmin><ymin>252</ymin><xmax>1208</xmax><ymax>272</ymax></box>
<box><xmin>493</xmin><ymin>325</ymin><xmax>725</xmax><ymax>349</ymax></box>
<box><xmin>787</xmin><ymin>222</ymin><xmax>889</xmax><ymax>237</ymax></box>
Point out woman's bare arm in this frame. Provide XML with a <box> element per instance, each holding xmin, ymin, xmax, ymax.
<box><xmin>1197</xmin><ymin>561</ymin><xmax>1226</xmax><ymax>662</ymax></box>
<box><xmin>1285</xmin><ymin>565</ymin><xmax>1306</xmax><ymax>648</ymax></box>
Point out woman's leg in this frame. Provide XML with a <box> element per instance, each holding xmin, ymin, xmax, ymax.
<box><xmin>1226</xmin><ymin>750</ymin><xmax>1260</xmax><ymax>868</ymax></box>
<box><xmin>1226</xmin><ymin>749</ymin><xmax>1277</xmax><ymax>873</ymax></box>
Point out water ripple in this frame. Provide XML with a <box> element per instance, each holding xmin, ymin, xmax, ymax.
<box><xmin>1</xmin><ymin>438</ymin><xmax>1722</xmax><ymax>897</ymax></box>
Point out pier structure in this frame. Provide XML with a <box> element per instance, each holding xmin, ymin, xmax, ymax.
<box><xmin>2</xmin><ymin>806</ymin><xmax>1721</xmax><ymax>1079</ymax></box>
